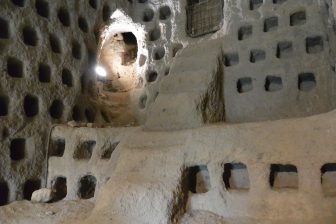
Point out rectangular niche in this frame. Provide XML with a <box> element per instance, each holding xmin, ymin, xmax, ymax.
<box><xmin>265</xmin><ymin>75</ymin><xmax>283</xmax><ymax>92</ymax></box>
<box><xmin>10</xmin><ymin>138</ymin><xmax>26</xmax><ymax>161</ymax></box>
<box><xmin>223</xmin><ymin>53</ymin><xmax>239</xmax><ymax>67</ymax></box>
<box><xmin>276</xmin><ymin>41</ymin><xmax>293</xmax><ymax>58</ymax></box>
<box><xmin>306</xmin><ymin>36</ymin><xmax>324</xmax><ymax>54</ymax></box>
<box><xmin>23</xmin><ymin>179</ymin><xmax>41</xmax><ymax>200</ymax></box>
<box><xmin>290</xmin><ymin>10</ymin><xmax>306</xmax><ymax>26</ymax></box>
<box><xmin>73</xmin><ymin>140</ymin><xmax>96</xmax><ymax>160</ymax></box>
<box><xmin>269</xmin><ymin>164</ymin><xmax>298</xmax><ymax>189</ymax></box>
<box><xmin>0</xmin><ymin>180</ymin><xmax>9</xmax><ymax>206</ymax></box>
<box><xmin>184</xmin><ymin>165</ymin><xmax>211</xmax><ymax>194</ymax></box>
<box><xmin>0</xmin><ymin>17</ymin><xmax>9</xmax><ymax>39</ymax></box>
<box><xmin>51</xmin><ymin>176</ymin><xmax>67</xmax><ymax>201</ymax></box>
<box><xmin>250</xmin><ymin>0</ymin><xmax>263</xmax><ymax>10</ymax></box>
<box><xmin>264</xmin><ymin>16</ymin><xmax>278</xmax><ymax>32</ymax></box>
<box><xmin>0</xmin><ymin>95</ymin><xmax>9</xmax><ymax>116</ymax></box>
<box><xmin>101</xmin><ymin>141</ymin><xmax>119</xmax><ymax>159</ymax></box>
<box><xmin>238</xmin><ymin>25</ymin><xmax>252</xmax><ymax>41</ymax></box>
<box><xmin>49</xmin><ymin>138</ymin><xmax>66</xmax><ymax>157</ymax></box>
<box><xmin>298</xmin><ymin>72</ymin><xmax>316</xmax><ymax>92</ymax></box>
<box><xmin>223</xmin><ymin>163</ymin><xmax>250</xmax><ymax>190</ymax></box>
<box><xmin>186</xmin><ymin>0</ymin><xmax>224</xmax><ymax>37</ymax></box>
<box><xmin>237</xmin><ymin>77</ymin><xmax>253</xmax><ymax>93</ymax></box>
<box><xmin>321</xmin><ymin>163</ymin><xmax>336</xmax><ymax>197</ymax></box>
<box><xmin>250</xmin><ymin>49</ymin><xmax>265</xmax><ymax>63</ymax></box>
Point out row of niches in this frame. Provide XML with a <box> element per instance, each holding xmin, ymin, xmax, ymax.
<box><xmin>7</xmin><ymin>135</ymin><xmax>116</xmax><ymax>164</ymax></box>
<box><xmin>47</xmin><ymin>175</ymin><xmax>97</xmax><ymax>201</ymax></box>
<box><xmin>225</xmin><ymin>36</ymin><xmax>324</xmax><ymax>67</ymax></box>
<box><xmin>139</xmin><ymin>0</ymin><xmax>172</xmax><ymax>95</ymax></box>
<box><xmin>143</xmin><ymin>43</ymin><xmax>182</xmax><ymax>82</ymax></box>
<box><xmin>0</xmin><ymin>21</ymin><xmax>86</xmax><ymax>61</ymax></box>
<box><xmin>5</xmin><ymin>0</ymin><xmax>111</xmax><ymax>24</ymax></box>
<box><xmin>0</xmin><ymin>178</ymin><xmax>41</xmax><ymax>206</ymax></box>
<box><xmin>49</xmin><ymin>138</ymin><xmax>119</xmax><ymax>160</ymax></box>
<box><xmin>0</xmin><ymin>174</ymin><xmax>97</xmax><ymax>206</ymax></box>
<box><xmin>141</xmin><ymin>5</ymin><xmax>171</xmax><ymax>23</ymax></box>
<box><xmin>238</xmin><ymin>10</ymin><xmax>308</xmax><ymax>41</ymax></box>
<box><xmin>0</xmin><ymin>95</ymin><xmax>65</xmax><ymax>120</ymax></box>
<box><xmin>236</xmin><ymin>73</ymin><xmax>316</xmax><ymax>93</ymax></box>
<box><xmin>5</xmin><ymin>57</ymin><xmax>75</xmax><ymax>86</ymax></box>
<box><xmin>186</xmin><ymin>163</ymin><xmax>336</xmax><ymax>196</ymax></box>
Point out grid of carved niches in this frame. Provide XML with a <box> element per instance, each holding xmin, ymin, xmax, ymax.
<box><xmin>47</xmin><ymin>127</ymin><xmax>122</xmax><ymax>201</ymax></box>
<box><xmin>0</xmin><ymin>0</ymin><xmax>117</xmax><ymax>123</ymax></box>
<box><xmin>128</xmin><ymin>0</ymin><xmax>177</xmax><ymax>111</ymax></box>
<box><xmin>0</xmin><ymin>0</ymin><xmax>114</xmax><ymax>206</ymax></box>
<box><xmin>221</xmin><ymin>0</ymin><xmax>335</xmax><ymax>122</ymax></box>
<box><xmin>224</xmin><ymin>5</ymin><xmax>328</xmax><ymax>93</ymax></box>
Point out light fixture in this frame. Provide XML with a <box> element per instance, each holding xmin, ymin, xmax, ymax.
<box><xmin>95</xmin><ymin>65</ymin><xmax>107</xmax><ymax>77</ymax></box>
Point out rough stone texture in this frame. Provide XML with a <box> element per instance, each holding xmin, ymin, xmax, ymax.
<box><xmin>47</xmin><ymin>125</ymin><xmax>133</xmax><ymax>200</ymax></box>
<box><xmin>180</xmin><ymin>210</ymin><xmax>226</xmax><ymax>224</ymax></box>
<box><xmin>0</xmin><ymin>109</ymin><xmax>333</xmax><ymax>223</ymax></box>
<box><xmin>145</xmin><ymin>39</ymin><xmax>225</xmax><ymax>130</ymax></box>
<box><xmin>0</xmin><ymin>108</ymin><xmax>327</xmax><ymax>223</ymax></box>
<box><xmin>0</xmin><ymin>200</ymin><xmax>94</xmax><ymax>224</ymax></box>
<box><xmin>0</xmin><ymin>0</ymin><xmax>122</xmax><ymax>204</ymax></box>
<box><xmin>2</xmin><ymin>0</ymin><xmax>336</xmax><ymax>224</ymax></box>
<box><xmin>0</xmin><ymin>0</ymin><xmax>178</xmax><ymax>205</ymax></box>
<box><xmin>75</xmin><ymin>110</ymin><xmax>336</xmax><ymax>223</ymax></box>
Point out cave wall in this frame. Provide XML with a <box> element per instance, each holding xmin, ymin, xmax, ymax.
<box><xmin>0</xmin><ymin>0</ymin><xmax>122</xmax><ymax>204</ymax></box>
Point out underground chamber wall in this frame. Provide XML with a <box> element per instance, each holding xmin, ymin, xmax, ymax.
<box><xmin>0</xmin><ymin>0</ymin><xmax>115</xmax><ymax>206</ymax></box>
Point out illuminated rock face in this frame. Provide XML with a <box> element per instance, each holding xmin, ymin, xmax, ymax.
<box><xmin>2</xmin><ymin>0</ymin><xmax>336</xmax><ymax>224</ymax></box>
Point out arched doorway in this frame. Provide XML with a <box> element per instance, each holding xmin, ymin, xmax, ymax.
<box><xmin>98</xmin><ymin>32</ymin><xmax>138</xmax><ymax>91</ymax></box>
<box><xmin>96</xmin><ymin>31</ymin><xmax>139</xmax><ymax>125</ymax></box>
